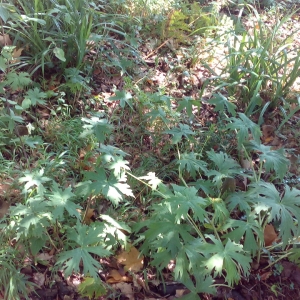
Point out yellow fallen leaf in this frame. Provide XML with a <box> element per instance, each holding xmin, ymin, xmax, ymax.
<box><xmin>117</xmin><ymin>246</ymin><xmax>144</xmax><ymax>272</ymax></box>
<box><xmin>106</xmin><ymin>269</ymin><xmax>132</xmax><ymax>284</ymax></box>
<box><xmin>11</xmin><ymin>47</ymin><xmax>24</xmax><ymax>63</ymax></box>
<box><xmin>13</xmin><ymin>47</ymin><xmax>23</xmax><ymax>58</ymax></box>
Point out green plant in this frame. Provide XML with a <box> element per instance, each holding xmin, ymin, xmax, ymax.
<box><xmin>2</xmin><ymin>0</ymin><xmax>136</xmax><ymax>79</ymax></box>
<box><xmin>129</xmin><ymin>107</ymin><xmax>298</xmax><ymax>297</ymax></box>
<box><xmin>0</xmin><ymin>114</ymin><xmax>135</xmax><ymax>298</ymax></box>
<box><xmin>220</xmin><ymin>6</ymin><xmax>300</xmax><ymax>115</ymax></box>
<box><xmin>0</xmin><ymin>233</ymin><xmax>37</xmax><ymax>300</ymax></box>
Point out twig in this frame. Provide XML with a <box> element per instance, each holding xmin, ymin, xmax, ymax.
<box><xmin>144</xmin><ymin>39</ymin><xmax>170</xmax><ymax>60</ymax></box>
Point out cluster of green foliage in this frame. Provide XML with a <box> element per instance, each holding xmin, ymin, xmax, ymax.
<box><xmin>0</xmin><ymin>0</ymin><xmax>300</xmax><ymax>299</ymax></box>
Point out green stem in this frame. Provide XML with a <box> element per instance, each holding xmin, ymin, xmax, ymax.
<box><xmin>187</xmin><ymin>214</ymin><xmax>206</xmax><ymax>243</ymax></box>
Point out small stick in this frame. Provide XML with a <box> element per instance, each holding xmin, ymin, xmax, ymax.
<box><xmin>144</xmin><ymin>39</ymin><xmax>170</xmax><ymax>60</ymax></box>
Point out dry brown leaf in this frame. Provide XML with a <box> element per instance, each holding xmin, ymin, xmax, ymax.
<box><xmin>0</xmin><ymin>201</ymin><xmax>9</xmax><ymax>218</ymax></box>
<box><xmin>289</xmin><ymin>154</ymin><xmax>298</xmax><ymax>174</ymax></box>
<box><xmin>0</xmin><ymin>34</ymin><xmax>12</xmax><ymax>46</ymax></box>
<box><xmin>36</xmin><ymin>252</ymin><xmax>53</xmax><ymax>262</ymax></box>
<box><xmin>262</xmin><ymin>125</ymin><xmax>276</xmax><ymax>144</ymax></box>
<box><xmin>106</xmin><ymin>269</ymin><xmax>132</xmax><ymax>284</ymax></box>
<box><xmin>83</xmin><ymin>208</ymin><xmax>96</xmax><ymax>225</ymax></box>
<box><xmin>113</xmin><ymin>282</ymin><xmax>134</xmax><ymax>300</ymax></box>
<box><xmin>260</xmin><ymin>271</ymin><xmax>272</xmax><ymax>281</ymax></box>
<box><xmin>117</xmin><ymin>246</ymin><xmax>144</xmax><ymax>272</ymax></box>
<box><xmin>12</xmin><ymin>47</ymin><xmax>23</xmax><ymax>58</ymax></box>
<box><xmin>264</xmin><ymin>224</ymin><xmax>278</xmax><ymax>246</ymax></box>
<box><xmin>77</xmin><ymin>147</ymin><xmax>98</xmax><ymax>171</ymax></box>
<box><xmin>33</xmin><ymin>272</ymin><xmax>45</xmax><ymax>288</ymax></box>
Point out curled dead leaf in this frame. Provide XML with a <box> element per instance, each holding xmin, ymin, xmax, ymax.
<box><xmin>264</xmin><ymin>224</ymin><xmax>278</xmax><ymax>247</ymax></box>
<box><xmin>83</xmin><ymin>208</ymin><xmax>96</xmax><ymax>225</ymax></box>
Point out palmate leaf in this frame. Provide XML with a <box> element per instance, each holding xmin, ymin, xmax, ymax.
<box><xmin>177</xmin><ymin>97</ymin><xmax>201</xmax><ymax>117</ymax></box>
<box><xmin>24</xmin><ymin>136</ymin><xmax>43</xmax><ymax>148</ymax></box>
<box><xmin>176</xmin><ymin>152</ymin><xmax>207</xmax><ymax>179</ymax></box>
<box><xmin>164</xmin><ymin>123</ymin><xmax>195</xmax><ymax>144</ymax></box>
<box><xmin>19</xmin><ymin>169</ymin><xmax>52</xmax><ymax>196</ymax></box>
<box><xmin>10</xmin><ymin>199</ymin><xmax>50</xmax><ymax>238</ymax></box>
<box><xmin>64</xmin><ymin>68</ymin><xmax>90</xmax><ymax>93</ymax></box>
<box><xmin>167</xmin><ymin>184</ymin><xmax>208</xmax><ymax>222</ymax></box>
<box><xmin>145</xmin><ymin>107</ymin><xmax>170</xmax><ymax>124</ymax></box>
<box><xmin>191</xmin><ymin>179</ymin><xmax>214</xmax><ymax>197</ymax></box>
<box><xmin>22</xmin><ymin>87</ymin><xmax>46</xmax><ymax>109</ymax></box>
<box><xmin>180</xmin><ymin>274</ymin><xmax>215</xmax><ymax>300</ymax></box>
<box><xmin>177</xmin><ymin>248</ymin><xmax>216</xmax><ymax>298</ymax></box>
<box><xmin>206</xmin><ymin>150</ymin><xmax>242</xmax><ymax>189</ymax></box>
<box><xmin>80</xmin><ymin>116</ymin><xmax>113</xmax><ymax>143</ymax></box>
<box><xmin>98</xmin><ymin>144</ymin><xmax>128</xmax><ymax>158</ymax></box>
<box><xmin>200</xmin><ymin>235</ymin><xmax>251</xmax><ymax>286</ymax></box>
<box><xmin>56</xmin><ymin>223</ymin><xmax>111</xmax><ymax>278</ymax></box>
<box><xmin>144</xmin><ymin>220</ymin><xmax>195</xmax><ymax>269</ymax></box>
<box><xmin>226</xmin><ymin>113</ymin><xmax>261</xmax><ymax>148</ymax></box>
<box><xmin>223</xmin><ymin>216</ymin><xmax>263</xmax><ymax>255</ymax></box>
<box><xmin>288</xmin><ymin>247</ymin><xmax>300</xmax><ymax>265</ymax></box>
<box><xmin>78</xmin><ymin>277</ymin><xmax>106</xmax><ymax>299</ymax></box>
<box><xmin>244</xmin><ymin>140</ymin><xmax>289</xmax><ymax>180</ymax></box>
<box><xmin>209</xmin><ymin>198</ymin><xmax>230</xmax><ymax>226</ymax></box>
<box><xmin>159</xmin><ymin>238</ymin><xmax>216</xmax><ymax>297</ymax></box>
<box><xmin>139</xmin><ymin>172</ymin><xmax>162</xmax><ymax>190</ymax></box>
<box><xmin>225</xmin><ymin>190</ymin><xmax>256</xmax><ymax>213</ymax></box>
<box><xmin>6</xmin><ymin>72</ymin><xmax>32</xmax><ymax>90</ymax></box>
<box><xmin>80</xmin><ymin>167</ymin><xmax>134</xmax><ymax>205</ymax></box>
<box><xmin>47</xmin><ymin>182</ymin><xmax>81</xmax><ymax>221</ymax></box>
<box><xmin>253</xmin><ymin>183</ymin><xmax>300</xmax><ymax>246</ymax></box>
<box><xmin>109</xmin><ymin>90</ymin><xmax>133</xmax><ymax>109</ymax></box>
<box><xmin>107</xmin><ymin>156</ymin><xmax>130</xmax><ymax>178</ymax></box>
<box><xmin>210</xmin><ymin>93</ymin><xmax>236</xmax><ymax>117</ymax></box>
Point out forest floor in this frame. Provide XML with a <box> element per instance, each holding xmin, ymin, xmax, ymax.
<box><xmin>1</xmin><ymin>1</ymin><xmax>300</xmax><ymax>300</ymax></box>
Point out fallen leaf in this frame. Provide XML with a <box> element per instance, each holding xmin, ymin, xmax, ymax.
<box><xmin>36</xmin><ymin>252</ymin><xmax>53</xmax><ymax>262</ymax></box>
<box><xmin>260</xmin><ymin>271</ymin><xmax>272</xmax><ymax>281</ymax></box>
<box><xmin>0</xmin><ymin>34</ymin><xmax>12</xmax><ymax>46</ymax></box>
<box><xmin>262</xmin><ymin>125</ymin><xmax>275</xmax><ymax>144</ymax></box>
<box><xmin>289</xmin><ymin>154</ymin><xmax>298</xmax><ymax>174</ymax></box>
<box><xmin>12</xmin><ymin>47</ymin><xmax>23</xmax><ymax>58</ymax></box>
<box><xmin>106</xmin><ymin>269</ymin><xmax>132</xmax><ymax>283</ymax></box>
<box><xmin>78</xmin><ymin>147</ymin><xmax>98</xmax><ymax>171</ymax></box>
<box><xmin>33</xmin><ymin>272</ymin><xmax>45</xmax><ymax>288</ymax></box>
<box><xmin>113</xmin><ymin>282</ymin><xmax>134</xmax><ymax>300</ymax></box>
<box><xmin>0</xmin><ymin>201</ymin><xmax>9</xmax><ymax>218</ymax></box>
<box><xmin>264</xmin><ymin>224</ymin><xmax>277</xmax><ymax>246</ymax></box>
<box><xmin>117</xmin><ymin>246</ymin><xmax>144</xmax><ymax>272</ymax></box>
<box><xmin>83</xmin><ymin>208</ymin><xmax>96</xmax><ymax>225</ymax></box>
